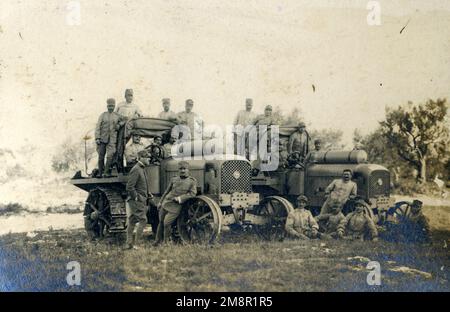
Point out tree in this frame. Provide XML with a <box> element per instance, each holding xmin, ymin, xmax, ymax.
<box><xmin>380</xmin><ymin>98</ymin><xmax>449</xmax><ymax>183</ymax></box>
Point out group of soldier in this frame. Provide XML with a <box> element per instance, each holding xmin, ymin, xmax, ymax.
<box><xmin>93</xmin><ymin>89</ymin><xmax>431</xmax><ymax>249</ymax></box>
<box><xmin>95</xmin><ymin>90</ymin><xmax>318</xmax><ymax>178</ymax></box>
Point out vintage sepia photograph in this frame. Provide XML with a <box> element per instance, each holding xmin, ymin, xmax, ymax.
<box><xmin>0</xmin><ymin>0</ymin><xmax>449</xmax><ymax>297</ymax></box>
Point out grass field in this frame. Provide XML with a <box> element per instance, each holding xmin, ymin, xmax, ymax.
<box><xmin>0</xmin><ymin>206</ymin><xmax>449</xmax><ymax>292</ymax></box>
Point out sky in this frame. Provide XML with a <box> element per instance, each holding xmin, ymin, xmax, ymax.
<box><xmin>1</xmin><ymin>0</ymin><xmax>449</xmax><ymax>162</ymax></box>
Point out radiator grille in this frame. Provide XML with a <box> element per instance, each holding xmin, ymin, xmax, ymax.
<box><xmin>221</xmin><ymin>161</ymin><xmax>252</xmax><ymax>193</ymax></box>
<box><xmin>369</xmin><ymin>170</ymin><xmax>390</xmax><ymax>197</ymax></box>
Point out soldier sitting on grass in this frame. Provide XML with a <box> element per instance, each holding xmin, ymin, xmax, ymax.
<box><xmin>337</xmin><ymin>198</ymin><xmax>378</xmax><ymax>241</ymax></box>
<box><xmin>285</xmin><ymin>195</ymin><xmax>319</xmax><ymax>240</ymax></box>
<box><xmin>390</xmin><ymin>200</ymin><xmax>431</xmax><ymax>243</ymax></box>
<box><xmin>315</xmin><ymin>201</ymin><xmax>345</xmax><ymax>240</ymax></box>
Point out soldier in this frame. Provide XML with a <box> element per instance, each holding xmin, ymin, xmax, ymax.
<box><xmin>252</xmin><ymin>105</ymin><xmax>276</xmax><ymax>165</ymax></box>
<box><xmin>285</xmin><ymin>195</ymin><xmax>319</xmax><ymax>239</ymax></box>
<box><xmin>154</xmin><ymin>161</ymin><xmax>197</xmax><ymax>245</ymax></box>
<box><xmin>287</xmin><ymin>121</ymin><xmax>311</xmax><ymax>158</ymax></box>
<box><xmin>320</xmin><ymin>169</ymin><xmax>357</xmax><ymax>215</ymax></box>
<box><xmin>253</xmin><ymin>105</ymin><xmax>274</xmax><ymax>127</ymax></box>
<box><xmin>233</xmin><ymin>98</ymin><xmax>256</xmax><ymax>156</ymax></box>
<box><xmin>124</xmin><ymin>134</ymin><xmax>145</xmax><ymax>168</ymax></box>
<box><xmin>177</xmin><ymin>99</ymin><xmax>203</xmax><ymax>140</ymax></box>
<box><xmin>146</xmin><ymin>135</ymin><xmax>164</xmax><ymax>165</ymax></box>
<box><xmin>115</xmin><ymin>89</ymin><xmax>143</xmax><ymax>173</ymax></box>
<box><xmin>163</xmin><ymin>134</ymin><xmax>178</xmax><ymax>158</ymax></box>
<box><xmin>315</xmin><ymin>201</ymin><xmax>346</xmax><ymax>239</ymax></box>
<box><xmin>124</xmin><ymin>150</ymin><xmax>153</xmax><ymax>250</ymax></box>
<box><xmin>304</xmin><ymin>139</ymin><xmax>322</xmax><ymax>164</ymax></box>
<box><xmin>396</xmin><ymin>200</ymin><xmax>431</xmax><ymax>243</ymax></box>
<box><xmin>158</xmin><ymin>98</ymin><xmax>178</xmax><ymax>122</ymax></box>
<box><xmin>95</xmin><ymin>98</ymin><xmax>121</xmax><ymax>177</ymax></box>
<box><xmin>337</xmin><ymin>198</ymin><xmax>378</xmax><ymax>241</ymax></box>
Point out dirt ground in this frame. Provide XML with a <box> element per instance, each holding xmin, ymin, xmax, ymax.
<box><xmin>0</xmin><ymin>206</ymin><xmax>449</xmax><ymax>292</ymax></box>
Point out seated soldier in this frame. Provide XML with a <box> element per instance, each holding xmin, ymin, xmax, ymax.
<box><xmin>285</xmin><ymin>195</ymin><xmax>319</xmax><ymax>240</ymax></box>
<box><xmin>396</xmin><ymin>200</ymin><xmax>431</xmax><ymax>243</ymax></box>
<box><xmin>337</xmin><ymin>198</ymin><xmax>378</xmax><ymax>241</ymax></box>
<box><xmin>146</xmin><ymin>135</ymin><xmax>164</xmax><ymax>165</ymax></box>
<box><xmin>315</xmin><ymin>201</ymin><xmax>345</xmax><ymax>239</ymax></box>
<box><xmin>124</xmin><ymin>134</ymin><xmax>145</xmax><ymax>169</ymax></box>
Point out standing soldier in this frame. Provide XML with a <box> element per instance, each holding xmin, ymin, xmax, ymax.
<box><xmin>124</xmin><ymin>134</ymin><xmax>145</xmax><ymax>169</ymax></box>
<box><xmin>95</xmin><ymin>98</ymin><xmax>121</xmax><ymax>177</ymax></box>
<box><xmin>158</xmin><ymin>98</ymin><xmax>178</xmax><ymax>122</ymax></box>
<box><xmin>320</xmin><ymin>169</ymin><xmax>357</xmax><ymax>215</ymax></box>
<box><xmin>233</xmin><ymin>98</ymin><xmax>256</xmax><ymax>156</ymax></box>
<box><xmin>154</xmin><ymin>161</ymin><xmax>197</xmax><ymax>245</ymax></box>
<box><xmin>288</xmin><ymin>121</ymin><xmax>311</xmax><ymax>159</ymax></box>
<box><xmin>337</xmin><ymin>198</ymin><xmax>378</xmax><ymax>241</ymax></box>
<box><xmin>177</xmin><ymin>99</ymin><xmax>203</xmax><ymax>140</ymax></box>
<box><xmin>285</xmin><ymin>195</ymin><xmax>319</xmax><ymax>239</ymax></box>
<box><xmin>304</xmin><ymin>139</ymin><xmax>322</xmax><ymax>164</ymax></box>
<box><xmin>115</xmin><ymin>89</ymin><xmax>143</xmax><ymax>173</ymax></box>
<box><xmin>252</xmin><ymin>105</ymin><xmax>276</xmax><ymax>166</ymax></box>
<box><xmin>124</xmin><ymin>150</ymin><xmax>153</xmax><ymax>249</ymax></box>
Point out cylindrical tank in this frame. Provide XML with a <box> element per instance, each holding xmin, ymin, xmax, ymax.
<box><xmin>311</xmin><ymin>150</ymin><xmax>368</xmax><ymax>164</ymax></box>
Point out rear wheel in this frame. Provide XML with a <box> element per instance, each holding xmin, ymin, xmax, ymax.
<box><xmin>177</xmin><ymin>196</ymin><xmax>222</xmax><ymax>244</ymax></box>
<box><xmin>253</xmin><ymin>196</ymin><xmax>294</xmax><ymax>241</ymax></box>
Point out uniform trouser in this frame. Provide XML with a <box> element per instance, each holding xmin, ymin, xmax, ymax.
<box><xmin>320</xmin><ymin>197</ymin><xmax>345</xmax><ymax>215</ymax></box>
<box><xmin>155</xmin><ymin>208</ymin><xmax>180</xmax><ymax>243</ymax></box>
<box><xmin>126</xmin><ymin>200</ymin><xmax>148</xmax><ymax>245</ymax></box>
<box><xmin>116</xmin><ymin>126</ymin><xmax>126</xmax><ymax>173</ymax></box>
<box><xmin>287</xmin><ymin>228</ymin><xmax>318</xmax><ymax>239</ymax></box>
<box><xmin>97</xmin><ymin>142</ymin><xmax>116</xmax><ymax>175</ymax></box>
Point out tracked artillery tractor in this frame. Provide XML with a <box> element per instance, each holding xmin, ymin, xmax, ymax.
<box><xmin>71</xmin><ymin>118</ymin><xmax>294</xmax><ymax>243</ymax></box>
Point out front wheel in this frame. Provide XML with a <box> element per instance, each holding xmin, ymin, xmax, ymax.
<box><xmin>177</xmin><ymin>196</ymin><xmax>222</xmax><ymax>244</ymax></box>
<box><xmin>253</xmin><ymin>196</ymin><xmax>294</xmax><ymax>241</ymax></box>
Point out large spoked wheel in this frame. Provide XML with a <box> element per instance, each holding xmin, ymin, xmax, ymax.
<box><xmin>387</xmin><ymin>201</ymin><xmax>412</xmax><ymax>222</ymax></box>
<box><xmin>84</xmin><ymin>189</ymin><xmax>110</xmax><ymax>239</ymax></box>
<box><xmin>253</xmin><ymin>196</ymin><xmax>294</xmax><ymax>241</ymax></box>
<box><xmin>177</xmin><ymin>195</ymin><xmax>223</xmax><ymax>244</ymax></box>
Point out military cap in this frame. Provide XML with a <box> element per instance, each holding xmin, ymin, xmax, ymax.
<box><xmin>125</xmin><ymin>89</ymin><xmax>133</xmax><ymax>96</ymax></box>
<box><xmin>412</xmin><ymin>200</ymin><xmax>423</xmax><ymax>207</ymax></box>
<box><xmin>132</xmin><ymin>133</ymin><xmax>141</xmax><ymax>138</ymax></box>
<box><xmin>162</xmin><ymin>98</ymin><xmax>170</xmax><ymax>103</ymax></box>
<box><xmin>265</xmin><ymin>105</ymin><xmax>273</xmax><ymax>111</ymax></box>
<box><xmin>314</xmin><ymin>139</ymin><xmax>322</xmax><ymax>144</ymax></box>
<box><xmin>154</xmin><ymin>135</ymin><xmax>162</xmax><ymax>140</ymax></box>
<box><xmin>298</xmin><ymin>121</ymin><xmax>306</xmax><ymax>128</ymax></box>
<box><xmin>185</xmin><ymin>99</ymin><xmax>194</xmax><ymax>105</ymax></box>
<box><xmin>107</xmin><ymin>98</ymin><xmax>116</xmax><ymax>105</ymax></box>
<box><xmin>297</xmin><ymin>195</ymin><xmax>308</xmax><ymax>203</ymax></box>
<box><xmin>178</xmin><ymin>161</ymin><xmax>190</xmax><ymax>169</ymax></box>
<box><xmin>137</xmin><ymin>150</ymin><xmax>150</xmax><ymax>158</ymax></box>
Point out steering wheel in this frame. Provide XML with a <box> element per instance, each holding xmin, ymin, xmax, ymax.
<box><xmin>287</xmin><ymin>151</ymin><xmax>305</xmax><ymax>169</ymax></box>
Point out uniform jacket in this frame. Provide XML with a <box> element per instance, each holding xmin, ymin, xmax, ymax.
<box><xmin>177</xmin><ymin>111</ymin><xmax>203</xmax><ymax>139</ymax></box>
<box><xmin>285</xmin><ymin>208</ymin><xmax>319</xmax><ymax>237</ymax></box>
<box><xmin>158</xmin><ymin>110</ymin><xmax>178</xmax><ymax>122</ymax></box>
<box><xmin>160</xmin><ymin>176</ymin><xmax>197</xmax><ymax>213</ymax></box>
<box><xmin>116</xmin><ymin>101</ymin><xmax>142</xmax><ymax>120</ymax></box>
<box><xmin>338</xmin><ymin>211</ymin><xmax>378</xmax><ymax>238</ymax></box>
<box><xmin>126</xmin><ymin>162</ymin><xmax>150</xmax><ymax>203</ymax></box>
<box><xmin>288</xmin><ymin>131</ymin><xmax>311</xmax><ymax>156</ymax></box>
<box><xmin>95</xmin><ymin>111</ymin><xmax>121</xmax><ymax>144</ymax></box>
<box><xmin>325</xmin><ymin>179</ymin><xmax>357</xmax><ymax>203</ymax></box>
<box><xmin>234</xmin><ymin>110</ymin><xmax>256</xmax><ymax>127</ymax></box>
<box><xmin>125</xmin><ymin>142</ymin><xmax>145</xmax><ymax>164</ymax></box>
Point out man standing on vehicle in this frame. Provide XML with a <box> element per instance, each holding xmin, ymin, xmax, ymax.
<box><xmin>177</xmin><ymin>99</ymin><xmax>203</xmax><ymax>140</ymax></box>
<box><xmin>158</xmin><ymin>98</ymin><xmax>178</xmax><ymax>122</ymax></box>
<box><xmin>124</xmin><ymin>150</ymin><xmax>153</xmax><ymax>249</ymax></box>
<box><xmin>233</xmin><ymin>98</ymin><xmax>256</xmax><ymax>156</ymax></box>
<box><xmin>304</xmin><ymin>139</ymin><xmax>322</xmax><ymax>164</ymax></box>
<box><xmin>288</xmin><ymin>121</ymin><xmax>311</xmax><ymax>159</ymax></box>
<box><xmin>285</xmin><ymin>195</ymin><xmax>319</xmax><ymax>240</ymax></box>
<box><xmin>320</xmin><ymin>169</ymin><xmax>357</xmax><ymax>215</ymax></box>
<box><xmin>95</xmin><ymin>98</ymin><xmax>121</xmax><ymax>177</ymax></box>
<box><xmin>115</xmin><ymin>89</ymin><xmax>143</xmax><ymax>173</ymax></box>
<box><xmin>154</xmin><ymin>161</ymin><xmax>197</xmax><ymax>245</ymax></box>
